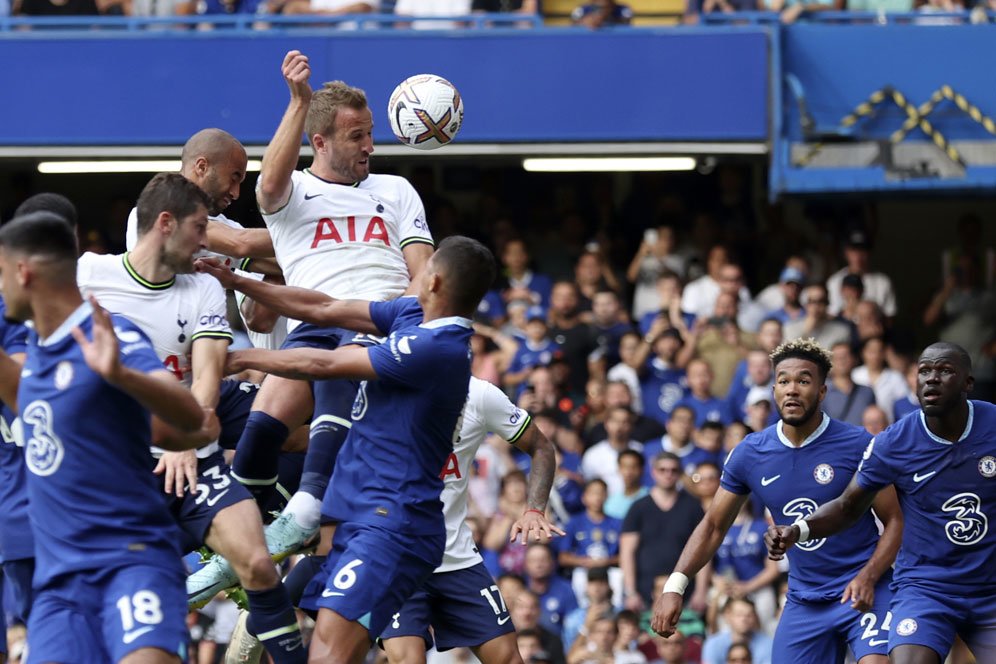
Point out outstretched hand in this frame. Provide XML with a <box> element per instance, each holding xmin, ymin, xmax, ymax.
<box><xmin>509</xmin><ymin>508</ymin><xmax>565</xmax><ymax>545</ymax></box>
<box><xmin>195</xmin><ymin>257</ymin><xmax>237</xmax><ymax>289</ymax></box>
<box><xmin>71</xmin><ymin>295</ymin><xmax>122</xmax><ymax>383</ymax></box>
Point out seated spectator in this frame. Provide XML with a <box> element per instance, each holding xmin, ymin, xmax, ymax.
<box><xmin>685</xmin><ymin>293</ymin><xmax>757</xmax><ymax>397</ymax></box>
<box><xmin>823</xmin><ymin>341</ymin><xmax>876</xmax><ymax>427</ymax></box>
<box><xmin>683</xmin><ymin>0</ymin><xmax>757</xmax><ymax>24</ymax></box>
<box><xmin>640</xmin><ymin>405</ymin><xmax>699</xmax><ymax>480</ymax></box>
<box><xmin>763</xmin><ymin>267</ymin><xmax>805</xmax><ymax>326</ymax></box>
<box><xmin>827</xmin><ymin>229</ymin><xmax>897</xmax><ymax>320</ymax></box>
<box><xmin>559</xmin><ymin>479</ymin><xmax>622</xmax><ymax>572</ymax></box>
<box><xmin>472</xmin><ymin>0</ymin><xmax>538</xmax><ymax>16</ymax></box>
<box><xmin>852</xmin><ymin>299</ymin><xmax>886</xmax><ymax>345</ymax></box>
<box><xmin>725</xmin><ymin>350</ymin><xmax>773</xmax><ymax>425</ymax></box>
<box><xmin>607</xmin><ymin>331</ymin><xmax>643</xmax><ymax>415</ymax></box>
<box><xmin>835</xmin><ymin>273</ymin><xmax>865</xmax><ymax>326</ymax></box>
<box><xmin>17</xmin><ymin>0</ymin><xmax>100</xmax><ymax>15</ymax></box>
<box><xmin>513</xmin><ymin>594</ymin><xmax>568</xmax><ymax>664</ymax></box>
<box><xmin>525</xmin><ymin>543</ymin><xmax>579</xmax><ymax>638</ymax></box>
<box><xmin>280</xmin><ymin>0</ymin><xmax>376</xmax><ymax>18</ymax></box>
<box><xmin>576</xmin><ymin>250</ymin><xmax>623</xmax><ymax>315</ymax></box>
<box><xmin>519</xmin><ymin>366</ymin><xmax>572</xmax><ymax>423</ymax></box>
<box><xmin>592</xmin><ymin>290</ymin><xmax>635</xmax><ymax>369</ymax></box>
<box><xmin>784</xmin><ymin>284</ymin><xmax>852</xmax><ymax>350</ymax></box>
<box><xmin>892</xmin><ymin>362</ymin><xmax>920</xmax><ymax>421</ymax></box>
<box><xmin>755</xmin><ymin>255</ymin><xmax>810</xmax><ymax>314</ymax></box>
<box><xmin>723</xmin><ymin>421</ymin><xmax>751</xmax><ymax>455</ymax></box>
<box><xmin>506</xmin><ymin>306</ymin><xmax>562</xmax><ymax>396</ymax></box>
<box><xmin>548</xmin><ymin>440</ymin><xmax>586</xmax><ymax>520</ymax></box>
<box><xmin>470</xmin><ymin>329</ymin><xmax>503</xmax><ymax>386</ymax></box>
<box><xmin>614</xmin><ymin>610</ymin><xmax>652</xmax><ymax>664</ymax></box>
<box><xmin>725</xmin><ymin>643</ymin><xmax>753</xmax><ymax>664</ymax></box>
<box><xmin>682</xmin><ymin>245</ymin><xmax>744</xmax><ymax>321</ymax></box>
<box><xmin>764</xmin><ymin>0</ymin><xmax>843</xmax><ymax>24</ymax></box>
<box><xmin>564</xmin><ymin>567</ymin><xmax>615</xmax><ymax>650</ymax></box>
<box><xmin>482</xmin><ymin>469</ymin><xmax>530</xmax><ymax>575</ymax></box>
<box><xmin>852</xmin><ymin>336</ymin><xmax>909</xmax><ymax>422</ymax></box>
<box><xmin>631</xmin><ymin>322</ymin><xmax>688</xmax><ymax>425</ymax></box>
<box><xmin>518</xmin><ymin>629</ymin><xmax>550</xmax><ymax>664</ymax></box>
<box><xmin>861</xmin><ymin>404</ymin><xmax>889</xmax><ymax>436</ymax></box>
<box><xmin>638</xmin><ymin>272</ymin><xmax>694</xmax><ymax>340</ymax></box>
<box><xmin>499</xmin><ymin>572</ymin><xmax>527</xmax><ymax>612</ymax></box>
<box><xmin>550</xmin><ymin>281</ymin><xmax>603</xmax><ymax>396</ymax></box>
<box><xmin>688</xmin><ymin>460</ymin><xmax>721</xmax><ymax>510</ymax></box>
<box><xmin>497</xmin><ymin>298</ymin><xmax>532</xmax><ymax>341</ymax></box>
<box><xmin>742</xmin><ymin>387</ymin><xmax>772</xmax><ymax>435</ymax></box>
<box><xmin>583</xmin><ymin>406</ymin><xmax>645</xmax><ymax>496</ymax></box>
<box><xmin>499</xmin><ymin>238</ymin><xmax>554</xmax><ymax>309</ymax></box>
<box><xmin>701</xmin><ymin>598</ymin><xmax>772</xmax><ymax>664</ymax></box>
<box><xmin>674</xmin><ymin>359</ymin><xmax>732</xmax><ymax>427</ymax></box>
<box><xmin>567</xmin><ymin>615</ymin><xmax>617</xmax><ymax>664</ymax></box>
<box><xmin>717</xmin><ymin>262</ymin><xmax>766</xmax><ymax>334</ymax></box>
<box><xmin>394</xmin><ymin>0</ymin><xmax>471</xmax><ymax>28</ymax></box>
<box><xmin>584</xmin><ymin>381</ymin><xmax>666</xmax><ymax>449</ymax></box>
<box><xmin>571</xmin><ymin>0</ymin><xmax>632</xmax><ymax>27</ymax></box>
<box><xmin>605</xmin><ymin>449</ymin><xmax>649</xmax><ymax>520</ymax></box>
<box><xmin>627</xmin><ymin>226</ymin><xmax>687</xmax><ymax>320</ymax></box>
<box><xmin>693</xmin><ymin>421</ymin><xmax>725</xmax><ymax>463</ymax></box>
<box><xmin>649</xmin><ymin>631</ymin><xmax>691</xmax><ymax>664</ymax></box>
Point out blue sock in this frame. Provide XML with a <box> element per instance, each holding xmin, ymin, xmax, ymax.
<box><xmin>300</xmin><ymin>380</ymin><xmax>356</xmax><ymax>499</ymax></box>
<box><xmin>283</xmin><ymin>554</ymin><xmax>326</xmax><ymax>608</ymax></box>
<box><xmin>245</xmin><ymin>585</ymin><xmax>307</xmax><ymax>664</ymax></box>
<box><xmin>233</xmin><ymin>412</ymin><xmax>289</xmax><ymax>497</ymax></box>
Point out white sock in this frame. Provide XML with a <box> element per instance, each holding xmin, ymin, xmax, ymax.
<box><xmin>283</xmin><ymin>491</ymin><xmax>321</xmax><ymax>530</ymax></box>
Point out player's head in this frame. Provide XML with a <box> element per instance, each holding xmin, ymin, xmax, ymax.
<box><xmin>419</xmin><ymin>236</ymin><xmax>497</xmax><ymax>318</ymax></box>
<box><xmin>916</xmin><ymin>342</ymin><xmax>973</xmax><ymax>416</ymax></box>
<box><xmin>135</xmin><ymin>173</ymin><xmax>211</xmax><ymax>274</ymax></box>
<box><xmin>13</xmin><ymin>192</ymin><xmax>79</xmax><ymax>229</ymax></box>
<box><xmin>180</xmin><ymin>128</ymin><xmax>247</xmax><ymax>215</ymax></box>
<box><xmin>306</xmin><ymin>81</ymin><xmax>373</xmax><ymax>183</ymax></box>
<box><xmin>0</xmin><ymin>212</ymin><xmax>78</xmax><ymax>322</ymax></box>
<box><xmin>770</xmin><ymin>338</ymin><xmax>831</xmax><ymax>427</ymax></box>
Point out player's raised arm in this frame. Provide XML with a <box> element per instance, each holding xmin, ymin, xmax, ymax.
<box><xmin>765</xmin><ymin>475</ymin><xmax>879</xmax><ymax>561</ymax></box>
<box><xmin>206</xmin><ymin>222</ymin><xmax>275</xmax><ymax>260</ymax></box>
<box><xmin>840</xmin><ymin>484</ymin><xmax>902</xmax><ymax>612</ymax></box>
<box><xmin>651</xmin><ymin>487</ymin><xmax>748</xmax><ymax>637</ymax></box>
<box><xmin>226</xmin><ymin>345</ymin><xmax>378</xmax><ymax>382</ymax></box>
<box><xmin>197</xmin><ymin>257</ymin><xmax>380</xmax><ymax>334</ymax></box>
<box><xmin>257</xmin><ymin>50</ymin><xmax>312</xmax><ymax>215</ymax></box>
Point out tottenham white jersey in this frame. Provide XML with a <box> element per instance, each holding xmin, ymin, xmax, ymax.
<box><xmin>259</xmin><ymin>170</ymin><xmax>433</xmax><ymax>329</ymax></box>
<box><xmin>234</xmin><ymin>270</ymin><xmax>289</xmax><ymax>351</ymax></box>
<box><xmin>126</xmin><ymin>207</ymin><xmax>249</xmax><ymax>271</ymax></box>
<box><xmin>77</xmin><ymin>252</ymin><xmax>234</xmax><ymax>457</ymax></box>
<box><xmin>438</xmin><ymin>377</ymin><xmax>532</xmax><ymax>573</ymax></box>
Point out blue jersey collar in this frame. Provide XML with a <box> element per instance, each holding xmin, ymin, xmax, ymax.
<box><xmin>38</xmin><ymin>300</ymin><xmax>92</xmax><ymax>347</ymax></box>
<box><xmin>420</xmin><ymin>316</ymin><xmax>472</xmax><ymax>330</ymax></box>
<box><xmin>919</xmin><ymin>400</ymin><xmax>974</xmax><ymax>445</ymax></box>
<box><xmin>776</xmin><ymin>412</ymin><xmax>830</xmax><ymax>449</ymax></box>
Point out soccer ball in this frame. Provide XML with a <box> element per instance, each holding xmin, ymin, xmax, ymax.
<box><xmin>387</xmin><ymin>74</ymin><xmax>464</xmax><ymax>150</ymax></box>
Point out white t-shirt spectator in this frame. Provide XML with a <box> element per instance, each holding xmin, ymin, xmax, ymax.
<box><xmin>827</xmin><ymin>268</ymin><xmax>897</xmax><ymax>317</ymax></box>
<box><xmin>851</xmin><ymin>365</ymin><xmax>909</xmax><ymax>423</ymax></box>
<box><xmin>582</xmin><ymin>439</ymin><xmax>644</xmax><ymax>496</ymax></box>
<box><xmin>394</xmin><ymin>0</ymin><xmax>470</xmax><ymax>28</ymax></box>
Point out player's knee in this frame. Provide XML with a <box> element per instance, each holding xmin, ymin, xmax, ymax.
<box><xmin>233</xmin><ymin>549</ymin><xmax>279</xmax><ymax>590</ymax></box>
<box><xmin>385</xmin><ymin>642</ymin><xmax>427</xmax><ymax>664</ymax></box>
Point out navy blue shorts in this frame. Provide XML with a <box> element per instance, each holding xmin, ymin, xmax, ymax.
<box><xmin>28</xmin><ymin>563</ymin><xmax>187</xmax><ymax>664</ymax></box>
<box><xmin>216</xmin><ymin>379</ymin><xmax>260</xmax><ymax>451</ymax></box>
<box><xmin>2</xmin><ymin>557</ymin><xmax>34</xmax><ymax>624</ymax></box>
<box><xmin>889</xmin><ymin>582</ymin><xmax>996</xmax><ymax>659</ymax></box>
<box><xmin>166</xmin><ymin>451</ymin><xmax>252</xmax><ymax>553</ymax></box>
<box><xmin>379</xmin><ymin>562</ymin><xmax>514</xmax><ymax>651</ymax></box>
<box><xmin>299</xmin><ymin>522</ymin><xmax>443</xmax><ymax>638</ymax></box>
<box><xmin>772</xmin><ymin>573</ymin><xmax>893</xmax><ymax>663</ymax></box>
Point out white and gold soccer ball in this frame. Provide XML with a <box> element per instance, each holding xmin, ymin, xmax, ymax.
<box><xmin>387</xmin><ymin>74</ymin><xmax>464</xmax><ymax>150</ymax></box>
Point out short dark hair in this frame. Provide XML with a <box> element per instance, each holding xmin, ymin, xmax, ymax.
<box><xmin>770</xmin><ymin>338</ymin><xmax>833</xmax><ymax>382</ymax></box>
<box><xmin>920</xmin><ymin>342</ymin><xmax>972</xmax><ymax>372</ymax></box>
<box><xmin>617</xmin><ymin>448</ymin><xmax>644</xmax><ymax>467</ymax></box>
<box><xmin>0</xmin><ymin>211</ymin><xmax>78</xmax><ymax>263</ymax></box>
<box><xmin>432</xmin><ymin>236</ymin><xmax>497</xmax><ymax>315</ymax></box>
<box><xmin>135</xmin><ymin>172</ymin><xmax>211</xmax><ymax>236</ymax></box>
<box><xmin>14</xmin><ymin>193</ymin><xmax>79</xmax><ymax>229</ymax></box>
<box><xmin>583</xmin><ymin>478</ymin><xmax>608</xmax><ymax>492</ymax></box>
<box><xmin>654</xmin><ymin>451</ymin><xmax>680</xmax><ymax>466</ymax></box>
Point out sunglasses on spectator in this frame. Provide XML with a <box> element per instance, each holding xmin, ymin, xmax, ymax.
<box><xmin>655</xmin><ymin>465</ymin><xmax>681</xmax><ymax>474</ymax></box>
<box><xmin>807</xmin><ymin>298</ymin><xmax>829</xmax><ymax>305</ymax></box>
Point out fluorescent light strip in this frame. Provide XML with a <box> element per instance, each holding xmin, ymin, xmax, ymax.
<box><xmin>522</xmin><ymin>157</ymin><xmax>697</xmax><ymax>173</ymax></box>
<box><xmin>37</xmin><ymin>160</ymin><xmax>263</xmax><ymax>174</ymax></box>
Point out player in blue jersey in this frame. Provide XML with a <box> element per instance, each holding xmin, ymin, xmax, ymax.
<box><xmin>0</xmin><ymin>211</ymin><xmax>214</xmax><ymax>663</ymax></box>
<box><xmin>651</xmin><ymin>338</ymin><xmax>903</xmax><ymax>664</ymax></box>
<box><xmin>213</xmin><ymin>235</ymin><xmax>497</xmax><ymax>664</ymax></box>
<box><xmin>767</xmin><ymin>341</ymin><xmax>996</xmax><ymax>664</ymax></box>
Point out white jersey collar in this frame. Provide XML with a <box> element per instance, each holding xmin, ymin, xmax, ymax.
<box><xmin>776</xmin><ymin>412</ymin><xmax>830</xmax><ymax>449</ymax></box>
<box><xmin>919</xmin><ymin>400</ymin><xmax>974</xmax><ymax>445</ymax></box>
<box><xmin>38</xmin><ymin>300</ymin><xmax>92</xmax><ymax>347</ymax></box>
<box><xmin>420</xmin><ymin>316</ymin><xmax>473</xmax><ymax>330</ymax></box>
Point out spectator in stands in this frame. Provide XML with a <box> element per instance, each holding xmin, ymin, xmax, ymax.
<box><xmin>583</xmin><ymin>406</ymin><xmax>644</xmax><ymax>495</ymax></box>
<box><xmin>764</xmin><ymin>267</ymin><xmax>806</xmax><ymax>325</ymax></box>
<box><xmin>764</xmin><ymin>0</ymin><xmax>843</xmax><ymax>23</ymax></box>
<box><xmin>585</xmin><ymin>381</ymin><xmax>666</xmax><ymax>448</ymax></box>
<box><xmin>499</xmin><ymin>238</ymin><xmax>554</xmax><ymax>309</ymax></box>
<box><xmin>621</xmin><ymin>452</ymin><xmax>706</xmax><ymax>612</ymax></box>
<box><xmin>571</xmin><ymin>0</ymin><xmax>632</xmax><ymax>26</ymax></box>
<box><xmin>518</xmin><ymin>629</ymin><xmax>548</xmax><ymax>664</ymax></box>
<box><xmin>682</xmin><ymin>245</ymin><xmax>742</xmax><ymax>321</ymax></box>
<box><xmin>576</xmin><ymin>250</ymin><xmax>622</xmax><ymax>315</ymax></box>
<box><xmin>827</xmin><ymin>229</ymin><xmax>897</xmax><ymax>320</ymax></box>
<box><xmin>823</xmin><ymin>341</ymin><xmax>876</xmax><ymax>427</ymax></box>
<box><xmin>755</xmin><ymin>256</ymin><xmax>810</xmax><ymax>314</ymax></box>
<box><xmin>640</xmin><ymin>405</ymin><xmax>701</xmax><ymax>482</ymax></box>
<box><xmin>688</xmin><ymin>460</ymin><xmax>721</xmax><ymax>510</ymax></box>
<box><xmin>718</xmin><ymin>262</ymin><xmax>766</xmax><ymax>333</ymax></box>
<box><xmin>472</xmin><ymin>0</ymin><xmax>538</xmax><ymax>17</ymax></box>
<box><xmin>519</xmin><ymin>366</ymin><xmax>569</xmax><ymax>420</ymax></box>
<box><xmin>506</xmin><ymin>306</ymin><xmax>562</xmax><ymax>395</ymax></box>
<box><xmin>852</xmin><ymin>335</ymin><xmax>909</xmax><ymax>421</ymax></box>
<box><xmin>567</xmin><ymin>615</ymin><xmax>617</xmax><ymax>664</ymax></box>
<box><xmin>564</xmin><ymin>567</ymin><xmax>615</xmax><ymax>650</ymax></box>
<box><xmin>650</xmin><ymin>631</ymin><xmax>690</xmax><ymax>664</ymax></box>
<box><xmin>16</xmin><ymin>0</ymin><xmax>100</xmax><ymax>16</ymax></box>
<box><xmin>638</xmin><ymin>272</ymin><xmax>694</xmax><ymax>340</ymax></box>
<box><xmin>861</xmin><ymin>404</ymin><xmax>889</xmax><ymax>436</ymax></box>
<box><xmin>742</xmin><ymin>386</ymin><xmax>772</xmax><ymax>434</ymax></box>
<box><xmin>724</xmin><ymin>643</ymin><xmax>753</xmax><ymax>664</ymax></box>
<box><xmin>892</xmin><ymin>362</ymin><xmax>920</xmax><ymax>421</ymax></box>
<box><xmin>513</xmin><ymin>593</ymin><xmax>568</xmax><ymax>664</ymax></box>
<box><xmin>701</xmin><ymin>598</ymin><xmax>772</xmax><ymax>664</ymax></box>
<box><xmin>834</xmin><ymin>273</ymin><xmax>865</xmax><ymax>326</ymax></box>
<box><xmin>279</xmin><ymin>0</ymin><xmax>376</xmax><ymax>19</ymax></box>
<box><xmin>755</xmin><ymin>318</ymin><xmax>783</xmax><ymax>356</ymax></box>
<box><xmin>685</xmin><ymin>293</ymin><xmax>756</xmax><ymax>397</ymax></box>
<box><xmin>614</xmin><ymin>610</ymin><xmax>651</xmax><ymax>664</ymax></box>
<box><xmin>631</xmin><ymin>322</ymin><xmax>688</xmax><ymax>425</ymax></box>
<box><xmin>394</xmin><ymin>0</ymin><xmax>471</xmax><ymax>28</ymax></box>
<box><xmin>483</xmin><ymin>469</ymin><xmax>531</xmax><ymax>575</ymax></box>
<box><xmin>559</xmin><ymin>479</ymin><xmax>622</xmax><ymax>572</ymax></box>
<box><xmin>674</xmin><ymin>359</ymin><xmax>732</xmax><ymax>426</ymax></box>
<box><xmin>726</xmin><ymin>350</ymin><xmax>773</xmax><ymax>425</ymax></box>
<box><xmin>608</xmin><ymin>331</ymin><xmax>643</xmax><ymax>414</ymax></box>
<box><xmin>592</xmin><ymin>290</ymin><xmax>635</xmax><ymax>369</ymax></box>
<box><xmin>683</xmin><ymin>0</ymin><xmax>758</xmax><ymax>24</ymax></box>
<box><xmin>525</xmin><ymin>543</ymin><xmax>579</xmax><ymax>638</ymax></box>
<box><xmin>605</xmin><ymin>449</ymin><xmax>649</xmax><ymax>519</ymax></box>
<box><xmin>627</xmin><ymin>227</ymin><xmax>686</xmax><ymax>320</ymax></box>
<box><xmin>784</xmin><ymin>283</ymin><xmax>852</xmax><ymax>349</ymax></box>
<box><xmin>550</xmin><ymin>281</ymin><xmax>603</xmax><ymax>396</ymax></box>
<box><xmin>852</xmin><ymin>299</ymin><xmax>885</xmax><ymax>344</ymax></box>
<box><xmin>723</xmin><ymin>421</ymin><xmax>750</xmax><ymax>456</ymax></box>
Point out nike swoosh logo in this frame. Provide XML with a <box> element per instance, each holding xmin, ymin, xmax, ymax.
<box><xmin>322</xmin><ymin>589</ymin><xmax>345</xmax><ymax>597</ymax></box>
<box><xmin>304</xmin><ymin>193</ymin><xmax>322</xmax><ymax>200</ymax></box>
<box><xmin>206</xmin><ymin>489</ymin><xmax>230</xmax><ymax>507</ymax></box>
<box><xmin>497</xmin><ymin>616</ymin><xmax>511</xmax><ymax>625</ymax></box>
<box><xmin>123</xmin><ymin>626</ymin><xmax>155</xmax><ymax>644</ymax></box>
<box><xmin>913</xmin><ymin>471</ymin><xmax>937</xmax><ymax>483</ymax></box>
<box><xmin>868</xmin><ymin>639</ymin><xmax>888</xmax><ymax>646</ymax></box>
<box><xmin>760</xmin><ymin>475</ymin><xmax>781</xmax><ymax>486</ymax></box>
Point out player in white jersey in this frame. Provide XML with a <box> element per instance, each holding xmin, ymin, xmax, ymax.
<box><xmin>81</xmin><ymin>173</ymin><xmax>307</xmax><ymax>664</ymax></box>
<box><xmin>227</xmin><ymin>49</ymin><xmax>435</xmax><ymax>557</ymax></box>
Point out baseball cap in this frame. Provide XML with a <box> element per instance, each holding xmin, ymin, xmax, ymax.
<box><xmin>526</xmin><ymin>306</ymin><xmax>547</xmax><ymax>323</ymax></box>
<box><xmin>845</xmin><ymin>230</ymin><xmax>871</xmax><ymax>250</ymax></box>
<box><xmin>746</xmin><ymin>385</ymin><xmax>772</xmax><ymax>407</ymax></box>
<box><xmin>779</xmin><ymin>266</ymin><xmax>806</xmax><ymax>285</ymax></box>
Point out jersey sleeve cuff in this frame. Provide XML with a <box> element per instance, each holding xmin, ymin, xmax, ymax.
<box><xmin>399</xmin><ymin>237</ymin><xmax>435</xmax><ymax>250</ymax></box>
<box><xmin>505</xmin><ymin>414</ymin><xmax>532</xmax><ymax>445</ymax></box>
<box><xmin>190</xmin><ymin>331</ymin><xmax>234</xmax><ymax>343</ymax></box>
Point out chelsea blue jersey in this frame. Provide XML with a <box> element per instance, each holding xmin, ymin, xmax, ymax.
<box><xmin>323</xmin><ymin>297</ymin><xmax>473</xmax><ymax>543</ymax></box>
<box><xmin>722</xmin><ymin>414</ymin><xmax>881</xmax><ymax>601</ymax></box>
<box><xmin>857</xmin><ymin>400</ymin><xmax>996</xmax><ymax>592</ymax></box>
<box><xmin>0</xmin><ymin>298</ymin><xmax>33</xmax><ymax>563</ymax></box>
<box><xmin>17</xmin><ymin>303</ymin><xmax>185</xmax><ymax>589</ymax></box>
